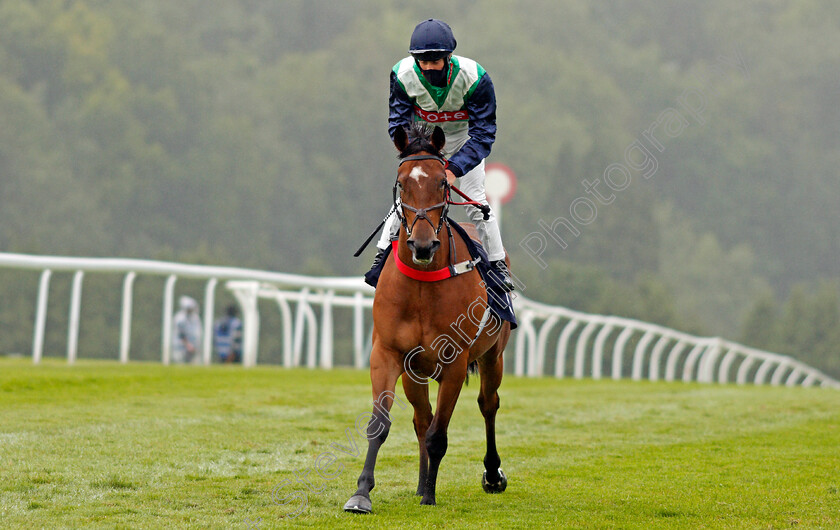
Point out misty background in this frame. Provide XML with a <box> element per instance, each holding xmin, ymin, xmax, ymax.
<box><xmin>0</xmin><ymin>0</ymin><xmax>838</xmax><ymax>376</ymax></box>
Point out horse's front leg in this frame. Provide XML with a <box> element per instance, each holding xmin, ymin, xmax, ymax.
<box><xmin>402</xmin><ymin>375</ymin><xmax>432</xmax><ymax>496</ymax></box>
<box><xmin>343</xmin><ymin>346</ymin><xmax>402</xmax><ymax>514</ymax></box>
<box><xmin>421</xmin><ymin>367</ymin><xmax>466</xmax><ymax>506</ymax></box>
<box><xmin>343</xmin><ymin>349</ymin><xmax>401</xmax><ymax>513</ymax></box>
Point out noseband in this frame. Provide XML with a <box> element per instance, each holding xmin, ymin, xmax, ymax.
<box><xmin>393</xmin><ymin>154</ymin><xmax>450</xmax><ymax>238</ymax></box>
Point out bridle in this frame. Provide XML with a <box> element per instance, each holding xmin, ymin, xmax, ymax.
<box><xmin>351</xmin><ymin>149</ymin><xmax>492</xmax><ymax>259</ymax></box>
<box><xmin>393</xmin><ymin>154</ymin><xmax>450</xmax><ymax>238</ymax></box>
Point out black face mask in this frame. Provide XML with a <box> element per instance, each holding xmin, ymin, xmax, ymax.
<box><xmin>420</xmin><ymin>60</ymin><xmax>449</xmax><ymax>87</ymax></box>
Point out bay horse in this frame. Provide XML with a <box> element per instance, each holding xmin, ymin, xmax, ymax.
<box><xmin>344</xmin><ymin>124</ymin><xmax>511</xmax><ymax>513</ymax></box>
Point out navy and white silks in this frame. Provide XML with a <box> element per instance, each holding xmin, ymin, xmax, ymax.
<box><xmin>378</xmin><ymin>55</ymin><xmax>506</xmax><ymax>262</ymax></box>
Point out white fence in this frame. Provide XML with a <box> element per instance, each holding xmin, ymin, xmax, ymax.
<box><xmin>0</xmin><ymin>251</ymin><xmax>837</xmax><ymax>389</ymax></box>
<box><xmin>512</xmin><ymin>298</ymin><xmax>839</xmax><ymax>389</ymax></box>
<box><xmin>0</xmin><ymin>252</ymin><xmax>365</xmax><ymax>368</ymax></box>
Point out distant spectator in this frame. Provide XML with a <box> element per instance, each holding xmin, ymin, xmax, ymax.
<box><xmin>214</xmin><ymin>304</ymin><xmax>243</xmax><ymax>363</ymax></box>
<box><xmin>172</xmin><ymin>296</ymin><xmax>202</xmax><ymax>364</ymax></box>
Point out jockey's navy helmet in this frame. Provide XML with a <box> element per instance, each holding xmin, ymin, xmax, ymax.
<box><xmin>409</xmin><ymin>19</ymin><xmax>456</xmax><ymax>61</ymax></box>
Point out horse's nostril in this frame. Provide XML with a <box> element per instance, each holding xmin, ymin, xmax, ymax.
<box><xmin>407</xmin><ymin>239</ymin><xmax>439</xmax><ymax>261</ymax></box>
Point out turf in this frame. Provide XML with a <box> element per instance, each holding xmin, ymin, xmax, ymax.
<box><xmin>1</xmin><ymin>358</ymin><xmax>838</xmax><ymax>529</ymax></box>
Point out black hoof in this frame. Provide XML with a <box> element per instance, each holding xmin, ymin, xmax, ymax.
<box><xmin>482</xmin><ymin>468</ymin><xmax>507</xmax><ymax>493</ymax></box>
<box><xmin>343</xmin><ymin>494</ymin><xmax>372</xmax><ymax>514</ymax></box>
<box><xmin>420</xmin><ymin>496</ymin><xmax>436</xmax><ymax>506</ymax></box>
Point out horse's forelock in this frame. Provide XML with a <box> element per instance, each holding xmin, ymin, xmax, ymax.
<box><xmin>398</xmin><ymin>124</ymin><xmax>442</xmax><ymax>159</ymax></box>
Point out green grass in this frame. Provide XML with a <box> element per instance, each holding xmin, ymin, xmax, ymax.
<box><xmin>1</xmin><ymin>358</ymin><xmax>839</xmax><ymax>529</ymax></box>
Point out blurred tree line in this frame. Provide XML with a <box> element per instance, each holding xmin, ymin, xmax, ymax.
<box><xmin>0</xmin><ymin>0</ymin><xmax>837</xmax><ymax>375</ymax></box>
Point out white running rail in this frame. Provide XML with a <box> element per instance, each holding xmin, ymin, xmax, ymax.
<box><xmin>0</xmin><ymin>252</ymin><xmax>367</xmax><ymax>368</ymax></box>
<box><xmin>0</xmin><ymin>252</ymin><xmax>837</xmax><ymax>389</ymax></box>
<box><xmin>510</xmin><ymin>298</ymin><xmax>839</xmax><ymax>389</ymax></box>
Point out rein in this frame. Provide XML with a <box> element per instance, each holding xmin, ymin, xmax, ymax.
<box><xmin>448</xmin><ymin>185</ymin><xmax>491</xmax><ymax>219</ymax></box>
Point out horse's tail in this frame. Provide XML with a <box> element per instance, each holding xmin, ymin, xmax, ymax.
<box><xmin>465</xmin><ymin>360</ymin><xmax>478</xmax><ymax>386</ymax></box>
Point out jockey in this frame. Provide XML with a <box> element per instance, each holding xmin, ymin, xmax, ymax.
<box><xmin>372</xmin><ymin>18</ymin><xmax>514</xmax><ymax>292</ymax></box>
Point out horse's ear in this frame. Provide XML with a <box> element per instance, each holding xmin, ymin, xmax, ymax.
<box><xmin>431</xmin><ymin>126</ymin><xmax>446</xmax><ymax>152</ymax></box>
<box><xmin>393</xmin><ymin>126</ymin><xmax>409</xmax><ymax>152</ymax></box>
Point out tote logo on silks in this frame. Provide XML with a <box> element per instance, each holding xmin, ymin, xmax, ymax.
<box><xmin>414</xmin><ymin>106</ymin><xmax>469</xmax><ymax>123</ymax></box>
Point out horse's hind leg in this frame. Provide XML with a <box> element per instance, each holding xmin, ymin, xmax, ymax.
<box><xmin>344</xmin><ymin>347</ymin><xmax>403</xmax><ymax>514</ymax></box>
<box><xmin>477</xmin><ymin>333</ymin><xmax>509</xmax><ymax>493</ymax></box>
<box><xmin>401</xmin><ymin>376</ymin><xmax>432</xmax><ymax>496</ymax></box>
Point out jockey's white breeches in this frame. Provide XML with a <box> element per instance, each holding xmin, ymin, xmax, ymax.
<box><xmin>377</xmin><ymin>159</ymin><xmax>506</xmax><ymax>262</ymax></box>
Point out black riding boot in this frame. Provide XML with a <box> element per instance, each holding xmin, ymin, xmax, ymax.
<box><xmin>370</xmin><ymin>247</ymin><xmax>387</xmax><ymax>272</ymax></box>
<box><xmin>363</xmin><ymin>247</ymin><xmax>389</xmax><ymax>289</ymax></box>
<box><xmin>490</xmin><ymin>260</ymin><xmax>515</xmax><ymax>293</ymax></box>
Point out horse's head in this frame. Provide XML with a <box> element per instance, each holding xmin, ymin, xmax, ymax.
<box><xmin>393</xmin><ymin>125</ymin><xmax>448</xmax><ymax>265</ymax></box>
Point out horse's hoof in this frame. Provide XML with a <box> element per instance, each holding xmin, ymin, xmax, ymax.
<box><xmin>482</xmin><ymin>468</ymin><xmax>507</xmax><ymax>493</ymax></box>
<box><xmin>420</xmin><ymin>497</ymin><xmax>436</xmax><ymax>506</ymax></box>
<box><xmin>343</xmin><ymin>494</ymin><xmax>372</xmax><ymax>514</ymax></box>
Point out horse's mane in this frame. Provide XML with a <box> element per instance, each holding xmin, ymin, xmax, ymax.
<box><xmin>398</xmin><ymin>123</ymin><xmax>443</xmax><ymax>159</ymax></box>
